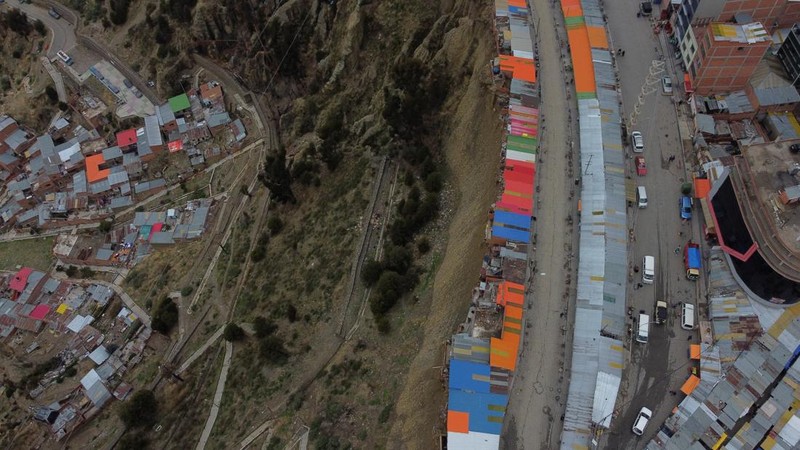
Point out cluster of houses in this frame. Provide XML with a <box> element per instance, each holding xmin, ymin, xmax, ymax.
<box><xmin>0</xmin><ymin>81</ymin><xmax>246</xmax><ymax>233</ymax></box>
<box><xmin>0</xmin><ymin>267</ymin><xmax>150</xmax><ymax>439</ymax></box>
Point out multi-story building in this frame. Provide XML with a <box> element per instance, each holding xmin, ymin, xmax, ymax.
<box><xmin>777</xmin><ymin>24</ymin><xmax>800</xmax><ymax>87</ymax></box>
<box><xmin>668</xmin><ymin>1</ymin><xmax>800</xmax><ymax>90</ymax></box>
<box><xmin>689</xmin><ymin>21</ymin><xmax>772</xmax><ymax>94</ymax></box>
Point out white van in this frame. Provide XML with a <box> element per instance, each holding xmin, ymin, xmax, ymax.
<box><xmin>681</xmin><ymin>303</ymin><xmax>696</xmax><ymax>330</ymax></box>
<box><xmin>636</xmin><ymin>314</ymin><xmax>650</xmax><ymax>343</ymax></box>
<box><xmin>637</xmin><ymin>186</ymin><xmax>648</xmax><ymax>208</ymax></box>
<box><xmin>642</xmin><ymin>256</ymin><xmax>655</xmax><ymax>285</ymax></box>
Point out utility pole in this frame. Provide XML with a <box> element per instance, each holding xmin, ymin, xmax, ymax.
<box><xmin>628</xmin><ymin>60</ymin><xmax>666</xmax><ymax>128</ymax></box>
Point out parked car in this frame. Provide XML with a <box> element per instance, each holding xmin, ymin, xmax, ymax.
<box><xmin>635</xmin><ymin>156</ymin><xmax>647</xmax><ymax>176</ymax></box>
<box><xmin>680</xmin><ymin>195</ymin><xmax>693</xmax><ymax>220</ymax></box>
<box><xmin>123</xmin><ymin>79</ymin><xmax>133</xmax><ymax>88</ymax></box>
<box><xmin>790</xmin><ymin>143</ymin><xmax>800</xmax><ymax>154</ymax></box>
<box><xmin>661</xmin><ymin>76</ymin><xmax>673</xmax><ymax>94</ymax></box>
<box><xmin>632</xmin><ymin>407</ymin><xmax>653</xmax><ymax>435</ymax></box>
<box><xmin>132</xmin><ymin>88</ymin><xmax>143</xmax><ymax>98</ymax></box>
<box><xmin>631</xmin><ymin>131</ymin><xmax>644</xmax><ymax>153</ymax></box>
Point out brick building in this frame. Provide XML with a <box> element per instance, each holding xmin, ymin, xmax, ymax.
<box><xmin>689</xmin><ymin>21</ymin><xmax>771</xmax><ymax>95</ymax></box>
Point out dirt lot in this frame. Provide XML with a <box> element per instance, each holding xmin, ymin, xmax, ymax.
<box><xmin>0</xmin><ymin>237</ymin><xmax>55</xmax><ymax>271</ymax></box>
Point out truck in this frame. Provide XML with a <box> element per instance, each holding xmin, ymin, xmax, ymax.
<box><xmin>655</xmin><ymin>300</ymin><xmax>668</xmax><ymax>325</ymax></box>
<box><xmin>684</xmin><ymin>242</ymin><xmax>701</xmax><ymax>280</ymax></box>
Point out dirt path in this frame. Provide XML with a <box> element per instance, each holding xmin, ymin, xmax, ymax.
<box><xmin>388</xmin><ymin>29</ymin><xmax>504</xmax><ymax>448</ymax></box>
<box><xmin>502</xmin><ymin>0</ymin><xmax>578</xmax><ymax>448</ymax></box>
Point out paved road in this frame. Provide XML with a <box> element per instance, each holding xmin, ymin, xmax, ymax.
<box><xmin>502</xmin><ymin>0</ymin><xmax>579</xmax><ymax>447</ymax></box>
<box><xmin>600</xmin><ymin>2</ymin><xmax>704</xmax><ymax>447</ymax></box>
<box><xmin>40</xmin><ymin>56</ymin><xmax>66</xmax><ymax>101</ymax></box>
<box><xmin>196</xmin><ymin>340</ymin><xmax>233</xmax><ymax>450</ymax></box>
<box><xmin>1</xmin><ymin>0</ymin><xmax>76</xmax><ymax>58</ymax></box>
<box><xmin>176</xmin><ymin>325</ymin><xmax>225</xmax><ymax>374</ymax></box>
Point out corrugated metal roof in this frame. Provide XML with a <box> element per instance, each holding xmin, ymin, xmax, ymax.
<box><xmin>101</xmin><ymin>146</ymin><xmax>123</xmax><ymax>160</ymax></box>
<box><xmin>109</xmin><ymin>196</ymin><xmax>132</xmax><ymax>209</ymax></box>
<box><xmin>562</xmin><ymin>37</ymin><xmax>629</xmax><ymax>448</ymax></box>
<box><xmin>144</xmin><ymin>115</ymin><xmax>163</xmax><ymax>147</ymax></box>
<box><xmin>107</xmin><ymin>171</ymin><xmax>129</xmax><ymax>186</ymax></box>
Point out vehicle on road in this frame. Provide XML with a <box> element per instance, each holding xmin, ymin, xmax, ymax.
<box><xmin>56</xmin><ymin>50</ymin><xmax>73</xmax><ymax>66</ymax></box>
<box><xmin>631</xmin><ymin>131</ymin><xmax>644</xmax><ymax>153</ymax></box>
<box><xmin>681</xmin><ymin>303</ymin><xmax>696</xmax><ymax>330</ymax></box>
<box><xmin>48</xmin><ymin>7</ymin><xmax>61</xmax><ymax>19</ymax></box>
<box><xmin>684</xmin><ymin>242</ymin><xmax>701</xmax><ymax>280</ymax></box>
<box><xmin>637</xmin><ymin>186</ymin><xmax>648</xmax><ymax>208</ymax></box>
<box><xmin>661</xmin><ymin>76</ymin><xmax>673</xmax><ymax>95</ymax></box>
<box><xmin>791</xmin><ymin>144</ymin><xmax>800</xmax><ymax>154</ymax></box>
<box><xmin>642</xmin><ymin>255</ymin><xmax>655</xmax><ymax>285</ymax></box>
<box><xmin>680</xmin><ymin>195</ymin><xmax>693</xmax><ymax>220</ymax></box>
<box><xmin>147</xmin><ymin>80</ymin><xmax>155</xmax><ymax>87</ymax></box>
<box><xmin>632</xmin><ymin>407</ymin><xmax>653</xmax><ymax>435</ymax></box>
<box><xmin>636</xmin><ymin>314</ymin><xmax>650</xmax><ymax>344</ymax></box>
<box><xmin>635</xmin><ymin>156</ymin><xmax>647</xmax><ymax>176</ymax></box>
<box><xmin>655</xmin><ymin>300</ymin><xmax>668</xmax><ymax>324</ymax></box>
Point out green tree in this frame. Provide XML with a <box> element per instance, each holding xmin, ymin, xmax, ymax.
<box><xmin>360</xmin><ymin>260</ymin><xmax>383</xmax><ymax>286</ymax></box>
<box><xmin>151</xmin><ymin>299</ymin><xmax>179</xmax><ymax>334</ymax></box>
<box><xmin>118</xmin><ymin>433</ymin><xmax>149</xmax><ymax>450</ymax></box>
<box><xmin>98</xmin><ymin>219</ymin><xmax>113</xmax><ymax>233</ymax></box>
<box><xmin>119</xmin><ymin>390</ymin><xmax>157</xmax><ymax>428</ymax></box>
<box><xmin>259</xmin><ymin>148</ymin><xmax>295</xmax><ymax>203</ymax></box>
<box><xmin>253</xmin><ymin>316</ymin><xmax>277</xmax><ymax>338</ymax></box>
<box><xmin>267</xmin><ymin>216</ymin><xmax>283</xmax><ymax>235</ymax></box>
<box><xmin>258</xmin><ymin>335</ymin><xmax>288</xmax><ymax>364</ymax></box>
<box><xmin>45</xmin><ymin>85</ymin><xmax>58</xmax><ymax>104</ymax></box>
<box><xmin>223</xmin><ymin>323</ymin><xmax>245</xmax><ymax>341</ymax></box>
<box><xmin>33</xmin><ymin>19</ymin><xmax>45</xmax><ymax>36</ymax></box>
<box><xmin>109</xmin><ymin>0</ymin><xmax>131</xmax><ymax>25</ymax></box>
<box><xmin>417</xmin><ymin>237</ymin><xmax>431</xmax><ymax>254</ymax></box>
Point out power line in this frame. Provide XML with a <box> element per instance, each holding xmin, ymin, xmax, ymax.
<box><xmin>256</xmin><ymin>5</ymin><xmax>315</xmax><ymax>96</ymax></box>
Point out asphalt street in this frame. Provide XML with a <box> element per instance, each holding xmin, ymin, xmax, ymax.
<box><xmin>1</xmin><ymin>0</ymin><xmax>76</xmax><ymax>59</ymax></box>
<box><xmin>600</xmin><ymin>1</ymin><xmax>706</xmax><ymax>448</ymax></box>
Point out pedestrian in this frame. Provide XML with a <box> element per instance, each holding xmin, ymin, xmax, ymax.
<box><xmin>687</xmin><ymin>335</ymin><xmax>692</xmax><ymax>341</ymax></box>
<box><xmin>637</xmin><ymin>283</ymin><xmax>643</xmax><ymax>289</ymax></box>
<box><xmin>622</xmin><ymin>50</ymin><xmax>626</xmax><ymax>56</ymax></box>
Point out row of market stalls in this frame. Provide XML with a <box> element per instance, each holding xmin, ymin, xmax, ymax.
<box><xmin>444</xmin><ymin>0</ymin><xmax>539</xmax><ymax>448</ymax></box>
<box><xmin>559</xmin><ymin>0</ymin><xmax>629</xmax><ymax>447</ymax></box>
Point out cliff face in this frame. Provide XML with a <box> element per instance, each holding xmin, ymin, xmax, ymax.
<box><xmin>189</xmin><ymin>0</ymin><xmax>489</xmax><ymax>134</ymax></box>
<box><xmin>184</xmin><ymin>0</ymin><xmax>499</xmax><ymax>447</ymax></box>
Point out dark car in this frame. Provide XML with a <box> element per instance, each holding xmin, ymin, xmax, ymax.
<box><xmin>790</xmin><ymin>144</ymin><xmax>800</xmax><ymax>154</ymax></box>
<box><xmin>123</xmin><ymin>79</ymin><xmax>133</xmax><ymax>89</ymax></box>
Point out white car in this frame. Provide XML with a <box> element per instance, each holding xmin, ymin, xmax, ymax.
<box><xmin>631</xmin><ymin>131</ymin><xmax>644</xmax><ymax>153</ymax></box>
<box><xmin>662</xmin><ymin>76</ymin><xmax>673</xmax><ymax>94</ymax></box>
<box><xmin>632</xmin><ymin>407</ymin><xmax>653</xmax><ymax>436</ymax></box>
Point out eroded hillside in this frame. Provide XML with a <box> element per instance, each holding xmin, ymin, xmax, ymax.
<box><xmin>22</xmin><ymin>0</ymin><xmax>503</xmax><ymax>448</ymax></box>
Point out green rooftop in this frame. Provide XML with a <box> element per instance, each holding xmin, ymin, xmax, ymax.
<box><xmin>168</xmin><ymin>93</ymin><xmax>191</xmax><ymax>113</ymax></box>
